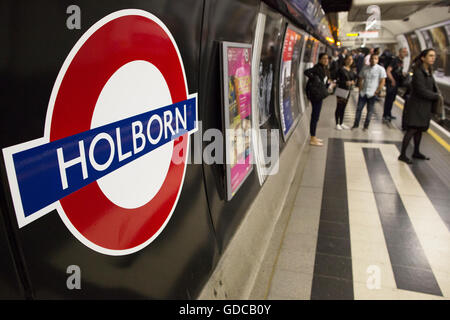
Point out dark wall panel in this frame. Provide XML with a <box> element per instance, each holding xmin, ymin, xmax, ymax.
<box><xmin>199</xmin><ymin>0</ymin><xmax>263</xmax><ymax>252</ymax></box>
<box><xmin>0</xmin><ymin>206</ymin><xmax>24</xmax><ymax>299</ymax></box>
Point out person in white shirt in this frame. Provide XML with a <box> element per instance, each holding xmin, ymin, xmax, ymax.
<box><xmin>352</xmin><ymin>54</ymin><xmax>386</xmax><ymax>130</ymax></box>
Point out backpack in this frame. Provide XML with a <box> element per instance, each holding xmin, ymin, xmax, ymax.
<box><xmin>306</xmin><ymin>75</ymin><xmax>329</xmax><ymax>101</ymax></box>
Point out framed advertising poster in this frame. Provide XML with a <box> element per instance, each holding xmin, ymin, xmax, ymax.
<box><xmin>279</xmin><ymin>24</ymin><xmax>305</xmax><ymax>141</ymax></box>
<box><xmin>221</xmin><ymin>42</ymin><xmax>253</xmax><ymax>201</ymax></box>
<box><xmin>251</xmin><ymin>6</ymin><xmax>283</xmax><ymax>185</ymax></box>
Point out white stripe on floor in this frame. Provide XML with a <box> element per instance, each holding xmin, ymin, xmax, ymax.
<box><xmin>345</xmin><ymin>142</ymin><xmax>397</xmax><ymax>299</ymax></box>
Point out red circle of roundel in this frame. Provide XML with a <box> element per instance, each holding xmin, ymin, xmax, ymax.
<box><xmin>49</xmin><ymin>13</ymin><xmax>188</xmax><ymax>253</ymax></box>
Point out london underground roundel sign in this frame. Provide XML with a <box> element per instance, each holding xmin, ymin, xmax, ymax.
<box><xmin>2</xmin><ymin>10</ymin><xmax>198</xmax><ymax>255</ymax></box>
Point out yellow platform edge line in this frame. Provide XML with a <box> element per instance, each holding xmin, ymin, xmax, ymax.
<box><xmin>394</xmin><ymin>101</ymin><xmax>450</xmax><ymax>152</ymax></box>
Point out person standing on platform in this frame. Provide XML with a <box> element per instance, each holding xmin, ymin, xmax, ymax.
<box><xmin>304</xmin><ymin>53</ymin><xmax>335</xmax><ymax>146</ymax></box>
<box><xmin>338</xmin><ymin>48</ymin><xmax>348</xmax><ymax>69</ymax></box>
<box><xmin>383</xmin><ymin>47</ymin><xmax>408</xmax><ymax>122</ymax></box>
<box><xmin>399</xmin><ymin>49</ymin><xmax>443</xmax><ymax>164</ymax></box>
<box><xmin>352</xmin><ymin>54</ymin><xmax>386</xmax><ymax>130</ymax></box>
<box><xmin>355</xmin><ymin>48</ymin><xmax>365</xmax><ymax>74</ymax></box>
<box><xmin>335</xmin><ymin>55</ymin><xmax>356</xmax><ymax>130</ymax></box>
<box><xmin>364</xmin><ymin>47</ymin><xmax>374</xmax><ymax>66</ymax></box>
<box><xmin>330</xmin><ymin>50</ymin><xmax>340</xmax><ymax>81</ymax></box>
<box><xmin>379</xmin><ymin>49</ymin><xmax>391</xmax><ymax>68</ymax></box>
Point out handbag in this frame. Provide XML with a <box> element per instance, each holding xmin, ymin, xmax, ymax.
<box><xmin>431</xmin><ymin>84</ymin><xmax>444</xmax><ymax>119</ymax></box>
<box><xmin>335</xmin><ymin>87</ymin><xmax>349</xmax><ymax>99</ymax></box>
<box><xmin>432</xmin><ymin>95</ymin><xmax>444</xmax><ymax>117</ymax></box>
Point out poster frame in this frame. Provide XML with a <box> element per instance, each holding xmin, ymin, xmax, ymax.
<box><xmin>278</xmin><ymin>23</ymin><xmax>304</xmax><ymax>142</ymax></box>
<box><xmin>220</xmin><ymin>41</ymin><xmax>254</xmax><ymax>201</ymax></box>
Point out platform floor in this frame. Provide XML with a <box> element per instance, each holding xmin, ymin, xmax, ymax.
<box><xmin>261</xmin><ymin>93</ymin><xmax>450</xmax><ymax>300</ymax></box>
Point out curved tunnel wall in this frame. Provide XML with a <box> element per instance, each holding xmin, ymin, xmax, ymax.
<box><xmin>398</xmin><ymin>20</ymin><xmax>450</xmax><ymax>104</ymax></box>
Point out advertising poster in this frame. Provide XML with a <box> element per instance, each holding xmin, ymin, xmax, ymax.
<box><xmin>252</xmin><ymin>8</ymin><xmax>284</xmax><ymax>185</ymax></box>
<box><xmin>421</xmin><ymin>22</ymin><xmax>450</xmax><ymax>81</ymax></box>
<box><xmin>221</xmin><ymin>42</ymin><xmax>253</xmax><ymax>201</ymax></box>
<box><xmin>279</xmin><ymin>26</ymin><xmax>304</xmax><ymax>141</ymax></box>
<box><xmin>405</xmin><ymin>32</ymin><xmax>421</xmax><ymax>62</ymax></box>
<box><xmin>430</xmin><ymin>25</ymin><xmax>450</xmax><ymax>77</ymax></box>
<box><xmin>311</xmin><ymin>40</ymin><xmax>320</xmax><ymax>65</ymax></box>
<box><xmin>302</xmin><ymin>36</ymin><xmax>315</xmax><ymax>66</ymax></box>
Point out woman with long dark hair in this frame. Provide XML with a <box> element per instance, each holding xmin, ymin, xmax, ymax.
<box><xmin>335</xmin><ymin>55</ymin><xmax>356</xmax><ymax>130</ymax></box>
<box><xmin>304</xmin><ymin>53</ymin><xmax>335</xmax><ymax>146</ymax></box>
<box><xmin>398</xmin><ymin>49</ymin><xmax>443</xmax><ymax>163</ymax></box>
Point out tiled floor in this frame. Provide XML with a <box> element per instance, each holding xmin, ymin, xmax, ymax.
<box><xmin>264</xmin><ymin>93</ymin><xmax>450</xmax><ymax>300</ymax></box>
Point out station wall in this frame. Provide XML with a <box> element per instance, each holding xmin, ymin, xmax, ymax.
<box><xmin>0</xmin><ymin>0</ymin><xmax>331</xmax><ymax>299</ymax></box>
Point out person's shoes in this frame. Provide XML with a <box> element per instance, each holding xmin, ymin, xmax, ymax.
<box><xmin>336</xmin><ymin>124</ymin><xmax>343</xmax><ymax>130</ymax></box>
<box><xmin>316</xmin><ymin>138</ymin><xmax>324</xmax><ymax>142</ymax></box>
<box><xmin>382</xmin><ymin>116</ymin><xmax>389</xmax><ymax>123</ymax></box>
<box><xmin>310</xmin><ymin>138</ymin><xmax>323</xmax><ymax>147</ymax></box>
<box><xmin>398</xmin><ymin>155</ymin><xmax>413</xmax><ymax>164</ymax></box>
<box><xmin>341</xmin><ymin>124</ymin><xmax>350</xmax><ymax>130</ymax></box>
<box><xmin>390</xmin><ymin>115</ymin><xmax>397</xmax><ymax>120</ymax></box>
<box><xmin>412</xmin><ymin>153</ymin><xmax>430</xmax><ymax>160</ymax></box>
<box><xmin>363</xmin><ymin>126</ymin><xmax>369</xmax><ymax>131</ymax></box>
<box><xmin>351</xmin><ymin>125</ymin><xmax>358</xmax><ymax>130</ymax></box>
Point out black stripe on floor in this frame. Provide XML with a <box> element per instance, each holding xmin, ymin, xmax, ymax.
<box><xmin>362</xmin><ymin>147</ymin><xmax>443</xmax><ymax>296</ymax></box>
<box><xmin>311</xmin><ymin>139</ymin><xmax>354</xmax><ymax>300</ymax></box>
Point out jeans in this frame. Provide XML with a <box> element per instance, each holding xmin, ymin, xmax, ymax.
<box><xmin>310</xmin><ymin>100</ymin><xmax>323</xmax><ymax>136</ymax></box>
<box><xmin>354</xmin><ymin>94</ymin><xmax>376</xmax><ymax>128</ymax></box>
<box><xmin>383</xmin><ymin>85</ymin><xmax>398</xmax><ymax>118</ymax></box>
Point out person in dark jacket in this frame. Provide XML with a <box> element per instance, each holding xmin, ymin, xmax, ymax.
<box><xmin>329</xmin><ymin>50</ymin><xmax>340</xmax><ymax>80</ymax></box>
<box><xmin>383</xmin><ymin>47</ymin><xmax>408</xmax><ymax>122</ymax></box>
<box><xmin>398</xmin><ymin>49</ymin><xmax>443</xmax><ymax>164</ymax></box>
<box><xmin>304</xmin><ymin>53</ymin><xmax>335</xmax><ymax>146</ymax></box>
<box><xmin>337</xmin><ymin>48</ymin><xmax>348</xmax><ymax>70</ymax></box>
<box><xmin>334</xmin><ymin>55</ymin><xmax>356</xmax><ymax>130</ymax></box>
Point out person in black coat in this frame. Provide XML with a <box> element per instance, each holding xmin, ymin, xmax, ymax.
<box><xmin>304</xmin><ymin>53</ymin><xmax>335</xmax><ymax>146</ymax></box>
<box><xmin>398</xmin><ymin>49</ymin><xmax>443</xmax><ymax>164</ymax></box>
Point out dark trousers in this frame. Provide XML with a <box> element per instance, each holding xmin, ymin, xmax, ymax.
<box><xmin>383</xmin><ymin>85</ymin><xmax>398</xmax><ymax>118</ymax></box>
<box><xmin>310</xmin><ymin>100</ymin><xmax>323</xmax><ymax>137</ymax></box>
<box><xmin>354</xmin><ymin>94</ymin><xmax>376</xmax><ymax>128</ymax></box>
<box><xmin>335</xmin><ymin>97</ymin><xmax>348</xmax><ymax>125</ymax></box>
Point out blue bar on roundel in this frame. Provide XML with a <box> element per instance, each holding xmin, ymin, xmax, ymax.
<box><xmin>11</xmin><ymin>97</ymin><xmax>197</xmax><ymax>218</ymax></box>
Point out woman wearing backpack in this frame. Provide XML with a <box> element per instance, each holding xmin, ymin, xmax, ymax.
<box><xmin>304</xmin><ymin>53</ymin><xmax>335</xmax><ymax>146</ymax></box>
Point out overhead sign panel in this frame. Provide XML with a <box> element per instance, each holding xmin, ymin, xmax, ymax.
<box><xmin>359</xmin><ymin>30</ymin><xmax>379</xmax><ymax>38</ymax></box>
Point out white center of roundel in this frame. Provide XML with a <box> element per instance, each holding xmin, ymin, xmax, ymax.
<box><xmin>90</xmin><ymin>60</ymin><xmax>173</xmax><ymax>209</ymax></box>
